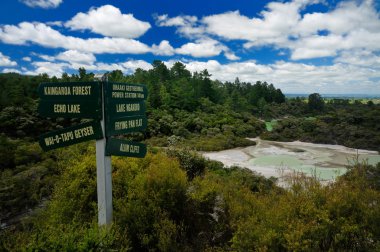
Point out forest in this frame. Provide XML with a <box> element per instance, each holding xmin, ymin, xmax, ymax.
<box><xmin>0</xmin><ymin>61</ymin><xmax>380</xmax><ymax>251</ymax></box>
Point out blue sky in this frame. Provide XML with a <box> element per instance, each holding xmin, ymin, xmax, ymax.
<box><xmin>1</xmin><ymin>0</ymin><xmax>380</xmax><ymax>94</ymax></box>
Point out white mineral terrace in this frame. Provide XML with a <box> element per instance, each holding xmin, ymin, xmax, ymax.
<box><xmin>203</xmin><ymin>138</ymin><xmax>380</xmax><ymax>183</ymax></box>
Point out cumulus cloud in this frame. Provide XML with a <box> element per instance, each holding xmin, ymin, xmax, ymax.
<box><xmin>24</xmin><ymin>61</ymin><xmax>69</xmax><ymax>76</ymax></box>
<box><xmin>0</xmin><ymin>22</ymin><xmax>152</xmax><ymax>54</ymax></box>
<box><xmin>23</xmin><ymin>59</ymin><xmax>153</xmax><ymax>77</ymax></box>
<box><xmin>155</xmin><ymin>14</ymin><xmax>197</xmax><ymax>27</ymax></box>
<box><xmin>56</xmin><ymin>50</ymin><xmax>96</xmax><ymax>64</ymax></box>
<box><xmin>17</xmin><ymin>55</ymin><xmax>380</xmax><ymax>94</ymax></box>
<box><xmin>161</xmin><ymin>59</ymin><xmax>380</xmax><ymax>94</ymax></box>
<box><xmin>0</xmin><ymin>21</ymin><xmax>229</xmax><ymax>58</ymax></box>
<box><xmin>155</xmin><ymin>14</ymin><xmax>205</xmax><ymax>39</ymax></box>
<box><xmin>31</xmin><ymin>52</ymin><xmax>55</xmax><ymax>61</ymax></box>
<box><xmin>175</xmin><ymin>39</ymin><xmax>227</xmax><ymax>57</ymax></box>
<box><xmin>224</xmin><ymin>51</ymin><xmax>240</xmax><ymax>61</ymax></box>
<box><xmin>22</xmin><ymin>56</ymin><xmax>31</xmax><ymax>61</ymax></box>
<box><xmin>200</xmin><ymin>0</ymin><xmax>309</xmax><ymax>45</ymax></box>
<box><xmin>158</xmin><ymin>0</ymin><xmax>380</xmax><ymax>60</ymax></box>
<box><xmin>20</xmin><ymin>0</ymin><xmax>62</xmax><ymax>9</ymax></box>
<box><xmin>151</xmin><ymin>40</ymin><xmax>175</xmax><ymax>56</ymax></box>
<box><xmin>2</xmin><ymin>68</ymin><xmax>21</xmax><ymax>74</ymax></box>
<box><xmin>65</xmin><ymin>5</ymin><xmax>151</xmax><ymax>39</ymax></box>
<box><xmin>0</xmin><ymin>52</ymin><xmax>17</xmax><ymax>66</ymax></box>
<box><xmin>335</xmin><ymin>50</ymin><xmax>380</xmax><ymax>68</ymax></box>
<box><xmin>296</xmin><ymin>0</ymin><xmax>380</xmax><ymax>36</ymax></box>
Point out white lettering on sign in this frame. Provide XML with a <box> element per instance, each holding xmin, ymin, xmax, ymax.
<box><xmin>44</xmin><ymin>126</ymin><xmax>95</xmax><ymax>147</ymax></box>
<box><xmin>44</xmin><ymin>86</ymin><xmax>92</xmax><ymax>96</ymax></box>
<box><xmin>111</xmin><ymin>91</ymin><xmax>145</xmax><ymax>99</ymax></box>
<box><xmin>60</xmin><ymin>131</ymin><xmax>74</xmax><ymax>142</ymax></box>
<box><xmin>44</xmin><ymin>86</ymin><xmax>71</xmax><ymax>95</ymax></box>
<box><xmin>114</xmin><ymin>119</ymin><xmax>143</xmax><ymax>130</ymax></box>
<box><xmin>112</xmin><ymin>92</ymin><xmax>124</xmax><ymax>98</ymax></box>
<box><xmin>72</xmin><ymin>86</ymin><xmax>91</xmax><ymax>95</ymax></box>
<box><xmin>115</xmin><ymin>103</ymin><xmax>140</xmax><ymax>112</ymax></box>
<box><xmin>53</xmin><ymin>104</ymin><xmax>81</xmax><ymax>113</ymax></box>
<box><xmin>44</xmin><ymin>134</ymin><xmax>62</xmax><ymax>146</ymax></box>
<box><xmin>67</xmin><ymin>104</ymin><xmax>80</xmax><ymax>113</ymax></box>
<box><xmin>112</xmin><ymin>84</ymin><xmax>144</xmax><ymax>92</ymax></box>
<box><xmin>74</xmin><ymin>126</ymin><xmax>95</xmax><ymax>139</ymax></box>
<box><xmin>120</xmin><ymin>144</ymin><xmax>139</xmax><ymax>153</ymax></box>
<box><xmin>53</xmin><ymin>104</ymin><xmax>66</xmax><ymax>113</ymax></box>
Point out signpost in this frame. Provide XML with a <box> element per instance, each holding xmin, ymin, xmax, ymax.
<box><xmin>106</xmin><ymin>115</ymin><xmax>147</xmax><ymax>137</ymax></box>
<box><xmin>38</xmin><ymin>82</ymin><xmax>102</xmax><ymax>119</ymax></box>
<box><xmin>96</xmin><ymin>80</ymin><xmax>112</xmax><ymax>226</ymax></box>
<box><xmin>37</xmin><ymin>79</ymin><xmax>148</xmax><ymax>227</ymax></box>
<box><xmin>39</xmin><ymin>120</ymin><xmax>103</xmax><ymax>151</ymax></box>
<box><xmin>106</xmin><ymin>100</ymin><xmax>146</xmax><ymax>117</ymax></box>
<box><xmin>106</xmin><ymin>138</ymin><xmax>147</xmax><ymax>157</ymax></box>
<box><xmin>104</xmin><ymin>82</ymin><xmax>147</xmax><ymax>100</ymax></box>
<box><xmin>38</xmin><ymin>100</ymin><xmax>102</xmax><ymax>119</ymax></box>
<box><xmin>38</xmin><ymin>82</ymin><xmax>101</xmax><ymax>100</ymax></box>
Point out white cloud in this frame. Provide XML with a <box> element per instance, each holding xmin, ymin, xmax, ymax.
<box><xmin>0</xmin><ymin>22</ymin><xmax>203</xmax><ymax>57</ymax></box>
<box><xmin>24</xmin><ymin>61</ymin><xmax>69</xmax><ymax>76</ymax></box>
<box><xmin>175</xmin><ymin>39</ymin><xmax>228</xmax><ymax>58</ymax></box>
<box><xmin>202</xmin><ymin>0</ymin><xmax>305</xmax><ymax>44</ymax></box>
<box><xmin>56</xmin><ymin>50</ymin><xmax>96</xmax><ymax>64</ymax></box>
<box><xmin>22</xmin><ymin>56</ymin><xmax>31</xmax><ymax>61</ymax></box>
<box><xmin>31</xmin><ymin>52</ymin><xmax>55</xmax><ymax>61</ymax></box>
<box><xmin>162</xmin><ymin>59</ymin><xmax>380</xmax><ymax>94</ymax></box>
<box><xmin>151</xmin><ymin>40</ymin><xmax>175</xmax><ymax>56</ymax></box>
<box><xmin>20</xmin><ymin>0</ymin><xmax>62</xmax><ymax>9</ymax></box>
<box><xmin>0</xmin><ymin>52</ymin><xmax>17</xmax><ymax>66</ymax></box>
<box><xmin>0</xmin><ymin>22</ymin><xmax>152</xmax><ymax>54</ymax></box>
<box><xmin>159</xmin><ymin>0</ymin><xmax>380</xmax><ymax>60</ymax></box>
<box><xmin>65</xmin><ymin>5</ymin><xmax>151</xmax><ymax>39</ymax></box>
<box><xmin>18</xmin><ymin>55</ymin><xmax>380</xmax><ymax>94</ymax></box>
<box><xmin>224</xmin><ymin>51</ymin><xmax>240</xmax><ymax>61</ymax></box>
<box><xmin>335</xmin><ymin>50</ymin><xmax>380</xmax><ymax>68</ymax></box>
<box><xmin>296</xmin><ymin>0</ymin><xmax>380</xmax><ymax>36</ymax></box>
<box><xmin>22</xmin><ymin>59</ymin><xmax>153</xmax><ymax>77</ymax></box>
<box><xmin>2</xmin><ymin>68</ymin><xmax>21</xmax><ymax>74</ymax></box>
<box><xmin>175</xmin><ymin>40</ymin><xmax>219</xmax><ymax>57</ymax></box>
<box><xmin>155</xmin><ymin>14</ymin><xmax>197</xmax><ymax>27</ymax></box>
<box><xmin>155</xmin><ymin>14</ymin><xmax>204</xmax><ymax>39</ymax></box>
<box><xmin>121</xmin><ymin>60</ymin><xmax>152</xmax><ymax>72</ymax></box>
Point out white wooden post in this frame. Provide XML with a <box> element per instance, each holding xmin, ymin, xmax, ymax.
<box><xmin>96</xmin><ymin>76</ymin><xmax>113</xmax><ymax>226</ymax></box>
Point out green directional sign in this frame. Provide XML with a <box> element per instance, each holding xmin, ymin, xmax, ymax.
<box><xmin>105</xmin><ymin>82</ymin><xmax>147</xmax><ymax>100</ymax></box>
<box><xmin>106</xmin><ymin>100</ymin><xmax>146</xmax><ymax>117</ymax></box>
<box><xmin>106</xmin><ymin>115</ymin><xmax>147</xmax><ymax>137</ymax></box>
<box><xmin>39</xmin><ymin>82</ymin><xmax>101</xmax><ymax>100</ymax></box>
<box><xmin>39</xmin><ymin>120</ymin><xmax>103</xmax><ymax>151</ymax></box>
<box><xmin>38</xmin><ymin>100</ymin><xmax>102</xmax><ymax>119</ymax></box>
<box><xmin>106</xmin><ymin>138</ymin><xmax>147</xmax><ymax>157</ymax></box>
<box><xmin>38</xmin><ymin>82</ymin><xmax>102</xmax><ymax>118</ymax></box>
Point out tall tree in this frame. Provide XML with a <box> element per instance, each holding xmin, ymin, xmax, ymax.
<box><xmin>308</xmin><ymin>93</ymin><xmax>325</xmax><ymax>111</ymax></box>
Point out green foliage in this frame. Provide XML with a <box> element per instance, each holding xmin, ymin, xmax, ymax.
<box><xmin>308</xmin><ymin>93</ymin><xmax>325</xmax><ymax>111</ymax></box>
<box><xmin>165</xmin><ymin>148</ymin><xmax>207</xmax><ymax>180</ymax></box>
<box><xmin>114</xmin><ymin>152</ymin><xmax>187</xmax><ymax>251</ymax></box>
<box><xmin>145</xmin><ymin>108</ymin><xmax>265</xmax><ymax>151</ymax></box>
<box><xmin>263</xmin><ymin>101</ymin><xmax>380</xmax><ymax>151</ymax></box>
<box><xmin>0</xmin><ymin>140</ymin><xmax>58</xmax><ymax>224</ymax></box>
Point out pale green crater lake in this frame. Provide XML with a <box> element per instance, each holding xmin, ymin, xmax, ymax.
<box><xmin>203</xmin><ymin>138</ymin><xmax>380</xmax><ymax>181</ymax></box>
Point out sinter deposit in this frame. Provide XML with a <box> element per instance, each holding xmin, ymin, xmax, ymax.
<box><xmin>203</xmin><ymin>138</ymin><xmax>380</xmax><ymax>181</ymax></box>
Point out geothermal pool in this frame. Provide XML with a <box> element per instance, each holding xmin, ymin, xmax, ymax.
<box><xmin>203</xmin><ymin>138</ymin><xmax>380</xmax><ymax>181</ymax></box>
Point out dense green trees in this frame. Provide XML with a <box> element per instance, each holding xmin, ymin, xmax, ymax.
<box><xmin>308</xmin><ymin>93</ymin><xmax>325</xmax><ymax>111</ymax></box>
<box><xmin>122</xmin><ymin>61</ymin><xmax>285</xmax><ymax>113</ymax></box>
<box><xmin>263</xmin><ymin>100</ymin><xmax>380</xmax><ymax>151</ymax></box>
